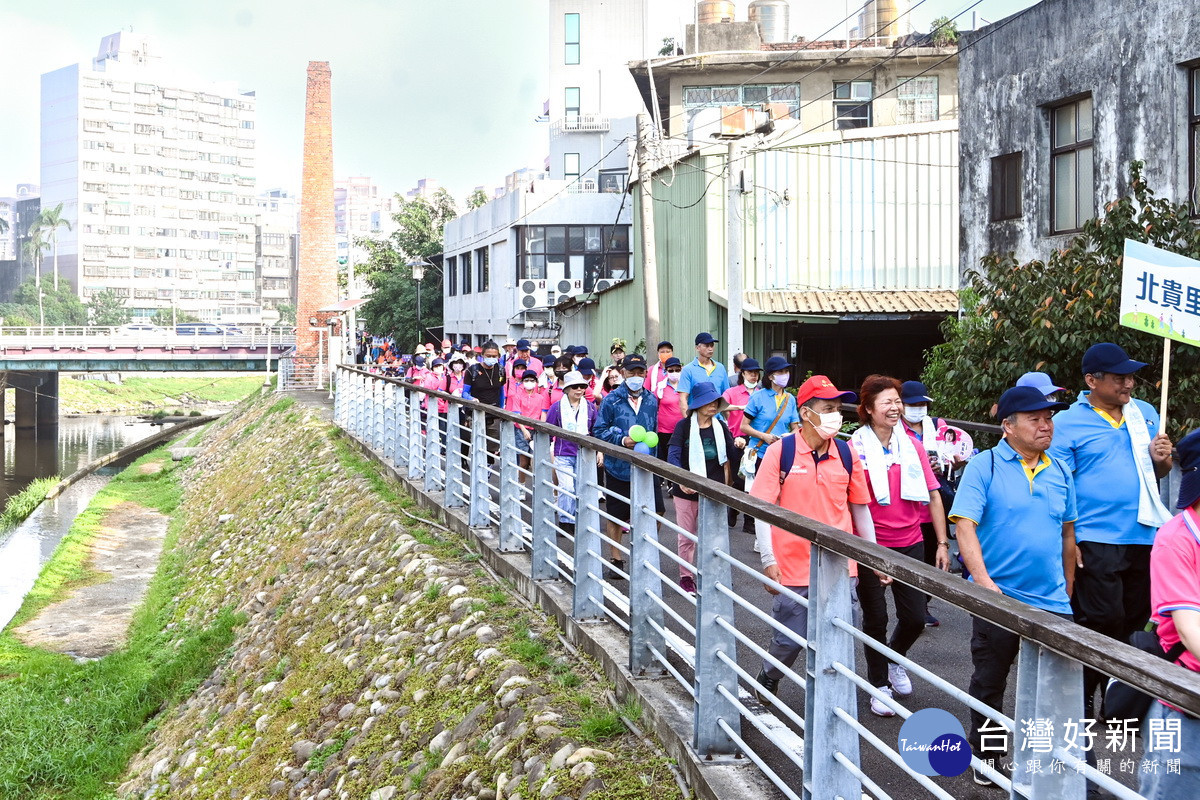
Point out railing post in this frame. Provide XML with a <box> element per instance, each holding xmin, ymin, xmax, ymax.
<box><xmin>407</xmin><ymin>391</ymin><xmax>424</xmax><ymax>479</ymax></box>
<box><xmin>693</xmin><ymin>494</ymin><xmax>739</xmax><ymax>757</ymax></box>
<box><xmin>1012</xmin><ymin>641</ymin><xmax>1086</xmax><ymax>799</ymax></box>
<box><xmin>628</xmin><ymin>463</ymin><xmax>665</xmax><ymax>677</ymax></box>
<box><xmin>424</xmin><ymin>404</ymin><xmax>443</xmax><ymax>493</ymax></box>
<box><xmin>354</xmin><ymin>372</ymin><xmax>366</xmax><ymax>436</ymax></box>
<box><xmin>384</xmin><ymin>382</ymin><xmax>398</xmax><ymax>465</ymax></box>
<box><xmin>445</xmin><ymin>403</ymin><xmax>465</xmax><ymax>509</ymax></box>
<box><xmin>498</xmin><ymin>421</ymin><xmax>523</xmax><ymax>552</ymax></box>
<box><xmin>396</xmin><ymin>382</ymin><xmax>411</xmax><ymax>468</ymax></box>
<box><xmin>372</xmin><ymin>378</ymin><xmax>383</xmax><ymax>450</ymax></box>
<box><xmin>803</xmin><ymin>544</ymin><xmax>861</xmax><ymax>800</ymax></box>
<box><xmin>333</xmin><ymin>369</ymin><xmax>344</xmax><ymax>427</ymax></box>
<box><xmin>530</xmin><ymin>430</ymin><xmax>556</xmax><ymax>580</ymax></box>
<box><xmin>573</xmin><ymin>447</ymin><xmax>605</xmax><ymax>620</ymax></box>
<box><xmin>469</xmin><ymin>407</ymin><xmax>490</xmax><ymax>528</ymax></box>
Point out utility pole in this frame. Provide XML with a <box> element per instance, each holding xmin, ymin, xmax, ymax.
<box><xmin>726</xmin><ymin>140</ymin><xmax>744</xmax><ymax>367</ymax></box>
<box><xmin>636</xmin><ymin>112</ymin><xmax>662</xmax><ymax>350</ymax></box>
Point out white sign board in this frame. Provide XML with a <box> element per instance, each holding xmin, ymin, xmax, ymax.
<box><xmin>1120</xmin><ymin>239</ymin><xmax>1200</xmax><ymax>347</ymax></box>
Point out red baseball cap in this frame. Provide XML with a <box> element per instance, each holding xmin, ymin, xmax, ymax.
<box><xmin>795</xmin><ymin>375</ymin><xmax>857</xmax><ymax>406</ymax></box>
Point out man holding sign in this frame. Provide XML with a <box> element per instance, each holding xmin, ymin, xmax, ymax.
<box><xmin>1049</xmin><ymin>342</ymin><xmax>1174</xmax><ymax>720</ymax></box>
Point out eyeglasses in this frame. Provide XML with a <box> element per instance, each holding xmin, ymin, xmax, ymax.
<box><xmin>666</xmin><ymin>369</ymin><xmax>682</xmax><ymax>374</ymax></box>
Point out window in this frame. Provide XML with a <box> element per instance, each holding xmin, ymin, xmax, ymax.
<box><xmin>682</xmin><ymin>84</ymin><xmax>800</xmax><ymax>125</ymax></box>
<box><xmin>833</xmin><ymin>81</ymin><xmax>873</xmax><ymax>129</ymax></box>
<box><xmin>598</xmin><ymin>170</ymin><xmax>628</xmax><ymax>193</ymax></box>
<box><xmin>565</xmin><ymin>87</ymin><xmax>580</xmax><ymax>120</ymax></box>
<box><xmin>990</xmin><ymin>152</ymin><xmax>1023</xmax><ymax>222</ymax></box>
<box><xmin>462</xmin><ymin>250</ymin><xmax>472</xmax><ymax>294</ymax></box>
<box><xmin>896</xmin><ymin>77</ymin><xmax>939</xmax><ymax>124</ymax></box>
<box><xmin>517</xmin><ymin>225</ymin><xmax>632</xmax><ymax>291</ymax></box>
<box><xmin>1190</xmin><ymin>66</ymin><xmax>1200</xmax><ymax>214</ymax></box>
<box><xmin>476</xmin><ymin>246</ymin><xmax>489</xmax><ymax>292</ymax></box>
<box><xmin>564</xmin><ymin>13</ymin><xmax>580</xmax><ymax>64</ymax></box>
<box><xmin>1050</xmin><ymin>95</ymin><xmax>1094</xmax><ymax>234</ymax></box>
<box><xmin>564</xmin><ymin>153</ymin><xmax>580</xmax><ymax>182</ymax></box>
<box><xmin>447</xmin><ymin>255</ymin><xmax>457</xmax><ymax>296</ymax></box>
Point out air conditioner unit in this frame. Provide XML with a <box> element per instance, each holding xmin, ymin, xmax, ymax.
<box><xmin>594</xmin><ymin>278</ymin><xmax>614</xmax><ymax>292</ymax></box>
<box><xmin>519</xmin><ymin>277</ymin><xmax>550</xmax><ymax>309</ymax></box>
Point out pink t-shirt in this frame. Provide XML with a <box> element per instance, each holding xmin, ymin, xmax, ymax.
<box><xmin>903</xmin><ymin>425</ymin><xmax>936</xmax><ymax>524</ymax></box>
<box><xmin>657</xmin><ymin>383</ymin><xmax>685</xmax><ymax>435</ymax></box>
<box><xmin>1149</xmin><ymin>509</ymin><xmax>1200</xmax><ymax>691</ymax></box>
<box><xmin>506</xmin><ymin>385</ymin><xmax>548</xmax><ymax>429</ymax></box>
<box><xmin>723</xmin><ymin>384</ymin><xmax>752</xmax><ymax>438</ymax></box>
<box><xmin>862</xmin><ymin>444</ymin><xmax>939</xmax><ymax>548</ymax></box>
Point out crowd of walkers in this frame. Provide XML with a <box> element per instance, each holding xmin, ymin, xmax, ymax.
<box><xmin>356</xmin><ymin>330</ymin><xmax>1199</xmax><ymax>796</ymax></box>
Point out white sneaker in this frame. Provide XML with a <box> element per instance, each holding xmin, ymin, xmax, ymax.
<box><xmin>752</xmin><ymin>539</ymin><xmax>761</xmax><ymax>553</ymax></box>
<box><xmin>888</xmin><ymin>664</ymin><xmax>913</xmax><ymax>696</ymax></box>
<box><xmin>869</xmin><ymin>686</ymin><xmax>896</xmax><ymax>717</ymax></box>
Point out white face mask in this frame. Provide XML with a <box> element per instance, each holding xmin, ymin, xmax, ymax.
<box><xmin>743</xmin><ymin>376</ymin><xmax>759</xmax><ymax>390</ymax></box>
<box><xmin>773</xmin><ymin>373</ymin><xmax>790</xmax><ymax>388</ymax></box>
<box><xmin>902</xmin><ymin>405</ymin><xmax>928</xmax><ymax>424</ymax></box>
<box><xmin>523</xmin><ymin>380</ymin><xmax>537</xmax><ymax>390</ymax></box>
<box><xmin>666</xmin><ymin>371</ymin><xmax>680</xmax><ymax>384</ymax></box>
<box><xmin>804</xmin><ymin>407</ymin><xmax>843</xmax><ymax>440</ymax></box>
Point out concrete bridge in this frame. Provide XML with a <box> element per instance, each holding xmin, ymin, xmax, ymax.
<box><xmin>0</xmin><ymin>326</ymin><xmax>295</xmax><ymax>433</ymax></box>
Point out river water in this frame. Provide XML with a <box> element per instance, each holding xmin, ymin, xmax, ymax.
<box><xmin>0</xmin><ymin>415</ymin><xmax>165</xmax><ymax>630</ymax></box>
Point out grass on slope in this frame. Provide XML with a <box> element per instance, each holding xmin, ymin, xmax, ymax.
<box><xmin>56</xmin><ymin>375</ymin><xmax>263</xmax><ymax>413</ymax></box>
<box><xmin>0</xmin><ymin>477</ymin><xmax>59</xmax><ymax>532</ymax></box>
<box><xmin>0</xmin><ymin>446</ymin><xmax>243</xmax><ymax>800</ymax></box>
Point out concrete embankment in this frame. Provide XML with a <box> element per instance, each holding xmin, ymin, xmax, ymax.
<box><xmin>117</xmin><ymin>394</ymin><xmax>685</xmax><ymax>800</ymax></box>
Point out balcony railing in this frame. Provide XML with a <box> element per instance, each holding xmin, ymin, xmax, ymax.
<box><xmin>551</xmin><ymin>114</ymin><xmax>611</xmax><ymax>135</ymax></box>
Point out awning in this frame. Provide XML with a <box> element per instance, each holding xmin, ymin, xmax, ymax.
<box><xmin>317</xmin><ymin>298</ymin><xmax>369</xmax><ymax>312</ymax></box>
<box><xmin>742</xmin><ymin>289</ymin><xmax>959</xmax><ymax>318</ymax></box>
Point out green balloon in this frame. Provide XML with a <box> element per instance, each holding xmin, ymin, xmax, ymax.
<box><xmin>629</xmin><ymin>424</ymin><xmax>647</xmax><ymax>442</ymax></box>
<box><xmin>643</xmin><ymin>431</ymin><xmax>660</xmax><ymax>449</ymax></box>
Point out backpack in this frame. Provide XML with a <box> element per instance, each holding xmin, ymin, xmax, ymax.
<box><xmin>778</xmin><ymin>434</ymin><xmax>854</xmax><ymax>489</ymax></box>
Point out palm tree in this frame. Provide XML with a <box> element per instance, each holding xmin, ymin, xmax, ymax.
<box><xmin>21</xmin><ymin>228</ymin><xmax>48</xmax><ymax>327</ymax></box>
<box><xmin>38</xmin><ymin>203</ymin><xmax>72</xmax><ymax>292</ymax></box>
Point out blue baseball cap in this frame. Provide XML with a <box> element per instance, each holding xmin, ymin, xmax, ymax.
<box><xmin>900</xmin><ymin>380</ymin><xmax>934</xmax><ymax>404</ymax></box>
<box><xmin>664</xmin><ymin>357</ymin><xmax>682</xmax><ymax>369</ymax></box>
<box><xmin>577</xmin><ymin>357</ymin><xmax>597</xmax><ymax>376</ymax></box>
<box><xmin>516</xmin><ymin>338</ymin><xmax>532</xmax><ymax>350</ymax></box>
<box><xmin>762</xmin><ymin>356</ymin><xmax>790</xmax><ymax>374</ymax></box>
<box><xmin>1081</xmin><ymin>343</ymin><xmax>1147</xmax><ymax>376</ymax></box>
<box><xmin>995</xmin><ymin>386</ymin><xmax>1069</xmax><ymax>421</ymax></box>
<box><xmin>695</xmin><ymin>332</ymin><xmax>718</xmax><ymax>345</ymax></box>
<box><xmin>739</xmin><ymin>357</ymin><xmax>762</xmax><ymax>372</ymax></box>
<box><xmin>1015</xmin><ymin>371</ymin><xmax>1066</xmax><ymax>396</ymax></box>
<box><xmin>1176</xmin><ymin>429</ymin><xmax>1200</xmax><ymax>509</ymax></box>
<box><xmin>686</xmin><ymin>381</ymin><xmax>730</xmax><ymax>412</ymax></box>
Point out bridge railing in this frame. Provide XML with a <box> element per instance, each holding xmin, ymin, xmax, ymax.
<box><xmin>335</xmin><ymin>365</ymin><xmax>1200</xmax><ymax>800</ymax></box>
<box><xmin>0</xmin><ymin>326</ymin><xmax>295</xmax><ymax>352</ymax></box>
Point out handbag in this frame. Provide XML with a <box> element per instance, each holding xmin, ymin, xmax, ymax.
<box><xmin>741</xmin><ymin>395</ymin><xmax>793</xmax><ymax>477</ymax></box>
<box><xmin>1101</xmin><ymin>626</ymin><xmax>1188</xmax><ymax>721</ymax></box>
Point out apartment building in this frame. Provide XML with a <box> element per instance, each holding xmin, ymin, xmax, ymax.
<box><xmin>40</xmin><ymin>32</ymin><xmax>259</xmax><ymax>322</ymax></box>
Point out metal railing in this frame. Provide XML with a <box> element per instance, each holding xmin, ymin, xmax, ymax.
<box><xmin>335</xmin><ymin>365</ymin><xmax>1200</xmax><ymax>800</ymax></box>
<box><xmin>0</xmin><ymin>325</ymin><xmax>296</xmax><ymax>353</ymax></box>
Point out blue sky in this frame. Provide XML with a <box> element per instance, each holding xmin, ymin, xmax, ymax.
<box><xmin>0</xmin><ymin>0</ymin><xmax>1039</xmax><ymax>207</ymax></box>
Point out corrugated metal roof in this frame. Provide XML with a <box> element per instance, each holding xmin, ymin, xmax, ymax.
<box><xmin>743</xmin><ymin>290</ymin><xmax>959</xmax><ymax>315</ymax></box>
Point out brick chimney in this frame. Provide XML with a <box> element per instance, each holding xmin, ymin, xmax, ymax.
<box><xmin>296</xmin><ymin>61</ymin><xmax>338</xmax><ymax>360</ymax></box>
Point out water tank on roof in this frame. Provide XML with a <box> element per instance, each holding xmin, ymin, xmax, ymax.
<box><xmin>697</xmin><ymin>0</ymin><xmax>735</xmax><ymax>25</ymax></box>
<box><xmin>749</xmin><ymin>0</ymin><xmax>790</xmax><ymax>43</ymax></box>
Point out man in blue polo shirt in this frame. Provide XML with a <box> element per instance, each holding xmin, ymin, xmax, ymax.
<box><xmin>1047</xmin><ymin>342</ymin><xmax>1174</xmax><ymax>718</ymax></box>
<box><xmin>950</xmin><ymin>386</ymin><xmax>1077</xmax><ymax>785</ymax></box>
<box><xmin>677</xmin><ymin>332</ymin><xmax>730</xmax><ymax>416</ymax></box>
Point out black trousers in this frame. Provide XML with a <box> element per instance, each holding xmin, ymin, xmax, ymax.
<box><xmin>968</xmin><ymin>611</ymin><xmax>1075</xmax><ymax>754</ymax></box>
<box><xmin>856</xmin><ymin>541</ymin><xmax>928</xmax><ymax>687</ymax></box>
<box><xmin>1072</xmin><ymin>541</ymin><xmax>1152</xmax><ymax>711</ymax></box>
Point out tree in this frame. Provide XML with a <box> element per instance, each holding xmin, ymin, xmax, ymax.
<box><xmin>356</xmin><ymin>188</ymin><xmax>456</xmax><ymax>348</ymax></box>
<box><xmin>275</xmin><ymin>302</ymin><xmax>297</xmax><ymax>325</ymax></box>
<box><xmin>922</xmin><ymin>162</ymin><xmax>1200</xmax><ymax>438</ymax></box>
<box><xmin>466</xmin><ymin>188</ymin><xmax>490</xmax><ymax>210</ymax></box>
<box><xmin>3</xmin><ymin>275</ymin><xmax>86</xmax><ymax>327</ymax></box>
<box><xmin>36</xmin><ymin>203</ymin><xmax>72</xmax><ymax>291</ymax></box>
<box><xmin>658</xmin><ymin>37</ymin><xmax>677</xmax><ymax>56</ymax></box>
<box><xmin>930</xmin><ymin>16</ymin><xmax>959</xmax><ymax>47</ymax></box>
<box><xmin>87</xmin><ymin>289</ymin><xmax>132</xmax><ymax>326</ymax></box>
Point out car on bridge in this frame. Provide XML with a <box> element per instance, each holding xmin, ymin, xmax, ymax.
<box><xmin>118</xmin><ymin>323</ymin><xmax>165</xmax><ymax>335</ymax></box>
<box><xmin>175</xmin><ymin>323</ymin><xmax>226</xmax><ymax>336</ymax></box>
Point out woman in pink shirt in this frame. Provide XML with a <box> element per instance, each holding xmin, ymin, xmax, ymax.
<box><xmin>850</xmin><ymin>375</ymin><xmax>949</xmax><ymax>718</ymax></box>
<box><xmin>722</xmin><ymin>357</ymin><xmax>761</xmax><ymax>533</ymax></box>
<box><xmin>506</xmin><ymin>369</ymin><xmax>548</xmax><ymax>492</ymax></box>
<box><xmin>654</xmin><ymin>357</ymin><xmax>685</xmax><ymax>461</ymax></box>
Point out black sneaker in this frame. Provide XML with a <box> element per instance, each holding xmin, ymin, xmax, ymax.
<box><xmin>604</xmin><ymin>558</ymin><xmax>627</xmax><ymax>581</ymax></box>
<box><xmin>742</xmin><ymin>517</ymin><xmax>755</xmax><ymax>534</ymax></box>
<box><xmin>755</xmin><ymin>669</ymin><xmax>779</xmax><ymax>704</ymax></box>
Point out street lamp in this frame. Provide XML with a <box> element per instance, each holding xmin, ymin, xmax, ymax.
<box><xmin>407</xmin><ymin>258</ymin><xmax>429</xmax><ymax>347</ymax></box>
<box><xmin>261</xmin><ymin>308</ymin><xmax>280</xmax><ymax>388</ymax></box>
